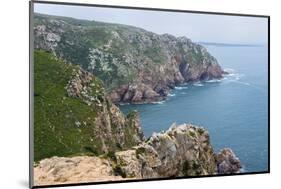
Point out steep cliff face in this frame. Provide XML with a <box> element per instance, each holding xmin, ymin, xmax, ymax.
<box><xmin>34</xmin><ymin>124</ymin><xmax>241</xmax><ymax>186</ymax></box>
<box><xmin>34</xmin><ymin>13</ymin><xmax>224</xmax><ymax>103</ymax></box>
<box><xmin>34</xmin><ymin>50</ymin><xmax>143</xmax><ymax>161</ymax></box>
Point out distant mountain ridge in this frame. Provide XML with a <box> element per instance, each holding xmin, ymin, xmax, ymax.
<box><xmin>34</xmin><ymin>13</ymin><xmax>225</xmax><ymax>104</ymax></box>
<box><xmin>198</xmin><ymin>41</ymin><xmax>265</xmax><ymax>47</ymax></box>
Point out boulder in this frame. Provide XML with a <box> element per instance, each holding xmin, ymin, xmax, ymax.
<box><xmin>216</xmin><ymin>148</ymin><xmax>242</xmax><ymax>174</ymax></box>
<box><xmin>143</xmin><ymin>88</ymin><xmax>160</xmax><ymax>100</ymax></box>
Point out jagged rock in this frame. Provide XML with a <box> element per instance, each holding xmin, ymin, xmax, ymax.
<box><xmin>143</xmin><ymin>88</ymin><xmax>160</xmax><ymax>100</ymax></box>
<box><xmin>115</xmin><ymin>124</ymin><xmax>218</xmax><ymax>179</ymax></box>
<box><xmin>174</xmin><ymin>71</ymin><xmax>185</xmax><ymax>84</ymax></box>
<box><xmin>34</xmin><ymin>124</ymin><xmax>241</xmax><ymax>186</ymax></box>
<box><xmin>66</xmin><ymin>69</ymin><xmax>93</xmax><ymax>98</ymax></box>
<box><xmin>216</xmin><ymin>148</ymin><xmax>242</xmax><ymax>174</ymax></box>
<box><xmin>66</xmin><ymin>68</ymin><xmax>144</xmax><ymax>151</ymax></box>
<box><xmin>114</xmin><ymin>124</ymin><xmax>241</xmax><ymax>179</ymax></box>
<box><xmin>131</xmin><ymin>90</ymin><xmax>143</xmax><ymax>102</ymax></box>
<box><xmin>115</xmin><ymin>150</ymin><xmax>142</xmax><ymax>178</ymax></box>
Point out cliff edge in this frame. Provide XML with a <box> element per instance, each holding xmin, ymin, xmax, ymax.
<box><xmin>34</xmin><ymin>124</ymin><xmax>241</xmax><ymax>186</ymax></box>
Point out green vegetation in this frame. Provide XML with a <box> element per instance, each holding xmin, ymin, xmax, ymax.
<box><xmin>197</xmin><ymin>128</ymin><xmax>205</xmax><ymax>135</ymax></box>
<box><xmin>135</xmin><ymin>147</ymin><xmax>146</xmax><ymax>158</ymax></box>
<box><xmin>123</xmin><ymin>111</ymin><xmax>141</xmax><ymax>147</ymax></box>
<box><xmin>56</xmin><ymin>33</ymin><xmax>92</xmax><ymax>69</ymax></box>
<box><xmin>34</xmin><ymin>50</ymin><xmax>104</xmax><ymax>161</ymax></box>
<box><xmin>143</xmin><ymin>45</ymin><xmax>165</xmax><ymax>64</ymax></box>
<box><xmin>34</xmin><ymin>50</ymin><xmax>141</xmax><ymax>161</ymax></box>
<box><xmin>182</xmin><ymin>160</ymin><xmax>202</xmax><ymax>176</ymax></box>
<box><xmin>105</xmin><ymin>151</ymin><xmax>117</xmax><ymax>162</ymax></box>
<box><xmin>188</xmin><ymin>130</ymin><xmax>196</xmax><ymax>137</ymax></box>
<box><xmin>34</xmin><ymin>13</ymin><xmax>220</xmax><ymax>94</ymax></box>
<box><xmin>182</xmin><ymin>161</ymin><xmax>191</xmax><ymax>175</ymax></box>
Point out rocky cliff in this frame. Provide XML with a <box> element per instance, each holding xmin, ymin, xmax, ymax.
<box><xmin>34</xmin><ymin>50</ymin><xmax>143</xmax><ymax>161</ymax></box>
<box><xmin>33</xmin><ymin>14</ymin><xmax>240</xmax><ymax>186</ymax></box>
<box><xmin>34</xmin><ymin>124</ymin><xmax>241</xmax><ymax>186</ymax></box>
<box><xmin>34</xmin><ymin>13</ymin><xmax>224</xmax><ymax>103</ymax></box>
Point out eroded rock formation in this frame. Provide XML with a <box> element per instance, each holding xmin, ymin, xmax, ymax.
<box><xmin>34</xmin><ymin>124</ymin><xmax>241</xmax><ymax>186</ymax></box>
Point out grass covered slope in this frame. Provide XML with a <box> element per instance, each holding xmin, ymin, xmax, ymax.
<box><xmin>34</xmin><ymin>50</ymin><xmax>143</xmax><ymax>161</ymax></box>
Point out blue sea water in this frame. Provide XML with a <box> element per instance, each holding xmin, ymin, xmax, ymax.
<box><xmin>119</xmin><ymin>45</ymin><xmax>268</xmax><ymax>173</ymax></box>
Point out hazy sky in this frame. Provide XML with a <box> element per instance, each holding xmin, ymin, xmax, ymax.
<box><xmin>34</xmin><ymin>3</ymin><xmax>268</xmax><ymax>44</ymax></box>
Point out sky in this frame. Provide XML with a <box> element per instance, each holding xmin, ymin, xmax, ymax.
<box><xmin>34</xmin><ymin>3</ymin><xmax>268</xmax><ymax>44</ymax></box>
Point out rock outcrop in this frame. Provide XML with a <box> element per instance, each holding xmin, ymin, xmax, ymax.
<box><xmin>114</xmin><ymin>124</ymin><xmax>217</xmax><ymax>178</ymax></box>
<box><xmin>33</xmin><ymin>14</ymin><xmax>240</xmax><ymax>187</ymax></box>
<box><xmin>34</xmin><ymin>13</ymin><xmax>224</xmax><ymax>104</ymax></box>
<box><xmin>34</xmin><ymin>51</ymin><xmax>144</xmax><ymax>161</ymax></box>
<box><xmin>65</xmin><ymin>66</ymin><xmax>144</xmax><ymax>153</ymax></box>
<box><xmin>216</xmin><ymin>148</ymin><xmax>242</xmax><ymax>174</ymax></box>
<box><xmin>34</xmin><ymin>124</ymin><xmax>241</xmax><ymax>186</ymax></box>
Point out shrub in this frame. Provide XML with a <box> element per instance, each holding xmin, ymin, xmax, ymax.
<box><xmin>198</xmin><ymin>128</ymin><xmax>205</xmax><ymax>135</ymax></box>
<box><xmin>106</xmin><ymin>151</ymin><xmax>117</xmax><ymax>162</ymax></box>
<box><xmin>83</xmin><ymin>146</ymin><xmax>98</xmax><ymax>155</ymax></box>
<box><xmin>113</xmin><ymin>166</ymin><xmax>126</xmax><ymax>178</ymax></box>
<box><xmin>189</xmin><ymin>130</ymin><xmax>196</xmax><ymax>137</ymax></box>
<box><xmin>136</xmin><ymin>147</ymin><xmax>146</xmax><ymax>158</ymax></box>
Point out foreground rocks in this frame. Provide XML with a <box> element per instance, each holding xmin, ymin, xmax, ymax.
<box><xmin>34</xmin><ymin>156</ymin><xmax>124</xmax><ymax>186</ymax></box>
<box><xmin>34</xmin><ymin>124</ymin><xmax>241</xmax><ymax>186</ymax></box>
<box><xmin>216</xmin><ymin>148</ymin><xmax>242</xmax><ymax>174</ymax></box>
<box><xmin>114</xmin><ymin>124</ymin><xmax>218</xmax><ymax>178</ymax></box>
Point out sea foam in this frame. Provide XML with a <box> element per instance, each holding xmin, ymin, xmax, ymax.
<box><xmin>193</xmin><ymin>82</ymin><xmax>204</xmax><ymax>87</ymax></box>
<box><xmin>175</xmin><ymin>86</ymin><xmax>188</xmax><ymax>90</ymax></box>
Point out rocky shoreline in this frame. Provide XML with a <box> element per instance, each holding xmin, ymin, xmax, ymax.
<box><xmin>34</xmin><ymin>124</ymin><xmax>241</xmax><ymax>186</ymax></box>
<box><xmin>33</xmin><ymin>14</ymin><xmax>241</xmax><ymax>186</ymax></box>
<box><xmin>34</xmin><ymin>13</ymin><xmax>226</xmax><ymax>104</ymax></box>
<box><xmin>106</xmin><ymin>48</ymin><xmax>226</xmax><ymax>104</ymax></box>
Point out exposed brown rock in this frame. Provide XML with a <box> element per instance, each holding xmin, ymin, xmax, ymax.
<box><xmin>66</xmin><ymin>67</ymin><xmax>144</xmax><ymax>154</ymax></box>
<box><xmin>216</xmin><ymin>148</ymin><xmax>242</xmax><ymax>174</ymax></box>
<box><xmin>115</xmin><ymin>124</ymin><xmax>218</xmax><ymax>178</ymax></box>
<box><xmin>34</xmin><ymin>156</ymin><xmax>124</xmax><ymax>186</ymax></box>
<box><xmin>33</xmin><ymin>124</ymin><xmax>241</xmax><ymax>186</ymax></box>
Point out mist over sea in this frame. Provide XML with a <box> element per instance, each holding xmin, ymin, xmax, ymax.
<box><xmin>120</xmin><ymin>45</ymin><xmax>268</xmax><ymax>173</ymax></box>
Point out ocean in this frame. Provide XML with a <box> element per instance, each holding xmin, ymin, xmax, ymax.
<box><xmin>119</xmin><ymin>45</ymin><xmax>269</xmax><ymax>173</ymax></box>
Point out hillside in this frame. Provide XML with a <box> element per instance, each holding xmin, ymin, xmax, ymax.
<box><xmin>34</xmin><ymin>13</ymin><xmax>225</xmax><ymax>103</ymax></box>
<box><xmin>34</xmin><ymin>50</ymin><xmax>143</xmax><ymax>161</ymax></box>
<box><xmin>33</xmin><ymin>51</ymin><xmax>241</xmax><ymax>185</ymax></box>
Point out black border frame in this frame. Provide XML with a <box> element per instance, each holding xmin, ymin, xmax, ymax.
<box><xmin>29</xmin><ymin>0</ymin><xmax>270</xmax><ymax>188</ymax></box>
